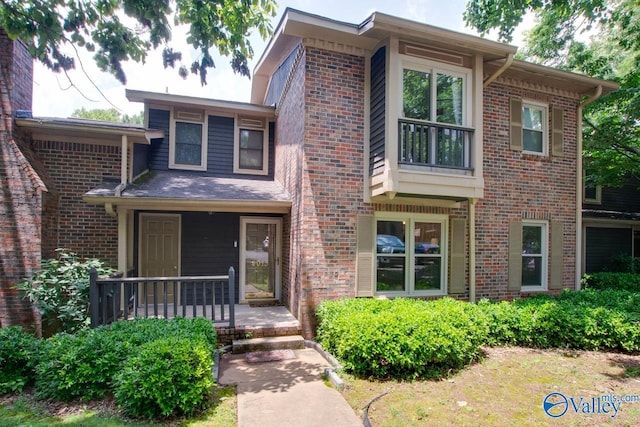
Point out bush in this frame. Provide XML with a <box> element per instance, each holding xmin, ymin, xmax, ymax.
<box><xmin>114</xmin><ymin>338</ymin><xmax>214</xmax><ymax>418</ymax></box>
<box><xmin>35</xmin><ymin>317</ymin><xmax>217</xmax><ymax>402</ymax></box>
<box><xmin>16</xmin><ymin>249</ymin><xmax>116</xmax><ymax>335</ymax></box>
<box><xmin>0</xmin><ymin>327</ymin><xmax>42</xmax><ymax>394</ymax></box>
<box><xmin>316</xmin><ymin>298</ymin><xmax>488</xmax><ymax>379</ymax></box>
<box><xmin>582</xmin><ymin>272</ymin><xmax>640</xmax><ymax>292</ymax></box>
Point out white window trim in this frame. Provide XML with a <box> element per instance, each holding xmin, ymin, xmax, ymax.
<box><xmin>234</xmin><ymin>114</ymin><xmax>269</xmax><ymax>176</ymax></box>
<box><xmin>398</xmin><ymin>55</ymin><xmax>472</xmax><ymax>127</ymax></box>
<box><xmin>583</xmin><ymin>183</ymin><xmax>602</xmax><ymax>204</ymax></box>
<box><xmin>375</xmin><ymin>212</ymin><xmax>449</xmax><ymax>297</ymax></box>
<box><xmin>522</xmin><ymin>100</ymin><xmax>548</xmax><ymax>156</ymax></box>
<box><xmin>169</xmin><ymin>108</ymin><xmax>208</xmax><ymax>171</ymax></box>
<box><xmin>521</xmin><ymin>220</ymin><xmax>548</xmax><ymax>292</ymax></box>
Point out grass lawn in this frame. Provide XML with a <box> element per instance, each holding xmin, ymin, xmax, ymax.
<box><xmin>0</xmin><ymin>386</ymin><xmax>237</xmax><ymax>427</ymax></box>
<box><xmin>342</xmin><ymin>346</ymin><xmax>640</xmax><ymax>426</ymax></box>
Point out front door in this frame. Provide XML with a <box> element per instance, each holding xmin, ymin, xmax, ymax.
<box><xmin>139</xmin><ymin>213</ymin><xmax>181</xmax><ymax>303</ymax></box>
<box><xmin>240</xmin><ymin>217</ymin><xmax>281</xmax><ymax>301</ymax></box>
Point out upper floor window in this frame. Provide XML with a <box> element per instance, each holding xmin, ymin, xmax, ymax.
<box><xmin>583</xmin><ymin>176</ymin><xmax>602</xmax><ymax>204</ymax></box>
<box><xmin>234</xmin><ymin>116</ymin><xmax>269</xmax><ymax>175</ymax></box>
<box><xmin>522</xmin><ymin>101</ymin><xmax>548</xmax><ymax>154</ymax></box>
<box><xmin>403</xmin><ymin>69</ymin><xmax>464</xmax><ymax>126</ymax></box>
<box><xmin>169</xmin><ymin>108</ymin><xmax>207</xmax><ymax>171</ymax></box>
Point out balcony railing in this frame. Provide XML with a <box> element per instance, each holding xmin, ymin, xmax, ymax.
<box><xmin>399</xmin><ymin>118</ymin><xmax>473</xmax><ymax>170</ymax></box>
<box><xmin>89</xmin><ymin>267</ymin><xmax>235</xmax><ymax>328</ymax></box>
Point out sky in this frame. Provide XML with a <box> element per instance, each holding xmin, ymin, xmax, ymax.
<box><xmin>31</xmin><ymin>0</ymin><xmax>517</xmax><ymax>118</ymax></box>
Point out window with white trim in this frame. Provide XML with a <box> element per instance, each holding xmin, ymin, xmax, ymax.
<box><xmin>169</xmin><ymin>108</ymin><xmax>207</xmax><ymax>170</ymax></box>
<box><xmin>375</xmin><ymin>213</ymin><xmax>447</xmax><ymax>295</ymax></box>
<box><xmin>522</xmin><ymin>220</ymin><xmax>548</xmax><ymax>290</ymax></box>
<box><xmin>234</xmin><ymin>116</ymin><xmax>269</xmax><ymax>175</ymax></box>
<box><xmin>522</xmin><ymin>101</ymin><xmax>548</xmax><ymax>154</ymax></box>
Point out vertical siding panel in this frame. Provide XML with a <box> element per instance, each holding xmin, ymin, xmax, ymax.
<box><xmin>370</xmin><ymin>46</ymin><xmax>386</xmax><ymax>176</ymax></box>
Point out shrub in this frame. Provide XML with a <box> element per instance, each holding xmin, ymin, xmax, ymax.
<box><xmin>16</xmin><ymin>249</ymin><xmax>116</xmax><ymax>335</ymax></box>
<box><xmin>0</xmin><ymin>327</ymin><xmax>42</xmax><ymax>394</ymax></box>
<box><xmin>582</xmin><ymin>272</ymin><xmax>640</xmax><ymax>292</ymax></box>
<box><xmin>316</xmin><ymin>298</ymin><xmax>488</xmax><ymax>379</ymax></box>
<box><xmin>35</xmin><ymin>317</ymin><xmax>217</xmax><ymax>402</ymax></box>
<box><xmin>114</xmin><ymin>338</ymin><xmax>214</xmax><ymax>418</ymax></box>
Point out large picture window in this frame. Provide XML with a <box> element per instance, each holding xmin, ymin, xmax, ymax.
<box><xmin>169</xmin><ymin>109</ymin><xmax>207</xmax><ymax>170</ymax></box>
<box><xmin>375</xmin><ymin>213</ymin><xmax>447</xmax><ymax>295</ymax></box>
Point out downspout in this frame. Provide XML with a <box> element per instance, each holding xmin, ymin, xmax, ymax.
<box><xmin>483</xmin><ymin>53</ymin><xmax>514</xmax><ymax>88</ymax></box>
<box><xmin>469</xmin><ymin>198</ymin><xmax>477</xmax><ymax>302</ymax></box>
<box><xmin>576</xmin><ymin>85</ymin><xmax>603</xmax><ymax>290</ymax></box>
<box><xmin>115</xmin><ymin>134</ymin><xmax>128</xmax><ymax>197</ymax></box>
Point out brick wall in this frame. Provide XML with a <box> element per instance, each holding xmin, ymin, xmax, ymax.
<box><xmin>477</xmin><ymin>82</ymin><xmax>579</xmax><ymax>298</ymax></box>
<box><xmin>32</xmin><ymin>140</ymin><xmax>121</xmax><ymax>267</ymax></box>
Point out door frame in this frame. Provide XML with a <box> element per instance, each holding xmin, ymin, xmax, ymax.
<box><xmin>138</xmin><ymin>213</ymin><xmax>182</xmax><ymax>303</ymax></box>
<box><xmin>239</xmin><ymin>216</ymin><xmax>282</xmax><ymax>302</ymax></box>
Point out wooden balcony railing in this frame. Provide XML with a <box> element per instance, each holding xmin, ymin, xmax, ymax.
<box><xmin>399</xmin><ymin>118</ymin><xmax>474</xmax><ymax>170</ymax></box>
<box><xmin>89</xmin><ymin>267</ymin><xmax>235</xmax><ymax>328</ymax></box>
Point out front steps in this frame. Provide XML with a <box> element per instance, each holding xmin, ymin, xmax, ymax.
<box><xmin>232</xmin><ymin>335</ymin><xmax>305</xmax><ymax>354</ymax></box>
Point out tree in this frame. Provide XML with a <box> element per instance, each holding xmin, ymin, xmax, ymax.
<box><xmin>72</xmin><ymin>107</ymin><xmax>144</xmax><ymax>124</ymax></box>
<box><xmin>464</xmin><ymin>0</ymin><xmax>640</xmax><ymax>187</ymax></box>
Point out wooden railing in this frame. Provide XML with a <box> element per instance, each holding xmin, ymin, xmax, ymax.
<box><xmin>399</xmin><ymin>118</ymin><xmax>474</xmax><ymax>170</ymax></box>
<box><xmin>89</xmin><ymin>267</ymin><xmax>235</xmax><ymax>328</ymax></box>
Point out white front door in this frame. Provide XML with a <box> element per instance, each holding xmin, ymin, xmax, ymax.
<box><xmin>240</xmin><ymin>217</ymin><xmax>281</xmax><ymax>301</ymax></box>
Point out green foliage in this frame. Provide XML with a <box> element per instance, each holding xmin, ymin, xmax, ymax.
<box><xmin>316</xmin><ymin>298</ymin><xmax>489</xmax><ymax>379</ymax></box>
<box><xmin>0</xmin><ymin>0</ymin><xmax>277</xmax><ymax>85</ymax></box>
<box><xmin>0</xmin><ymin>327</ymin><xmax>42</xmax><ymax>394</ymax></box>
<box><xmin>71</xmin><ymin>107</ymin><xmax>144</xmax><ymax>124</ymax></box>
<box><xmin>608</xmin><ymin>253</ymin><xmax>640</xmax><ymax>273</ymax></box>
<box><xmin>582</xmin><ymin>272</ymin><xmax>640</xmax><ymax>291</ymax></box>
<box><xmin>16</xmin><ymin>249</ymin><xmax>116</xmax><ymax>335</ymax></box>
<box><xmin>114</xmin><ymin>338</ymin><xmax>214</xmax><ymax>418</ymax></box>
<box><xmin>34</xmin><ymin>317</ymin><xmax>216</xmax><ymax>405</ymax></box>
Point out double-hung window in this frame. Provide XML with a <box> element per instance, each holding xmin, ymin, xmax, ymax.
<box><xmin>234</xmin><ymin>116</ymin><xmax>269</xmax><ymax>175</ymax></box>
<box><xmin>521</xmin><ymin>220</ymin><xmax>548</xmax><ymax>290</ymax></box>
<box><xmin>375</xmin><ymin>213</ymin><xmax>447</xmax><ymax>295</ymax></box>
<box><xmin>522</xmin><ymin>101</ymin><xmax>548</xmax><ymax>154</ymax></box>
<box><xmin>400</xmin><ymin>58</ymin><xmax>471</xmax><ymax>169</ymax></box>
<box><xmin>169</xmin><ymin>109</ymin><xmax>207</xmax><ymax>170</ymax></box>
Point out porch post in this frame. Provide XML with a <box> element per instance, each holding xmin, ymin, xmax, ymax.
<box><xmin>117</xmin><ymin>207</ymin><xmax>128</xmax><ymax>277</ymax></box>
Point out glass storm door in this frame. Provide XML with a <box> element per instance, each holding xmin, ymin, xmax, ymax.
<box><xmin>240</xmin><ymin>217</ymin><xmax>281</xmax><ymax>301</ymax></box>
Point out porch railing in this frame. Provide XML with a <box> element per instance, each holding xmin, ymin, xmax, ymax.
<box><xmin>399</xmin><ymin>118</ymin><xmax>474</xmax><ymax>170</ymax></box>
<box><xmin>89</xmin><ymin>267</ymin><xmax>235</xmax><ymax>328</ymax></box>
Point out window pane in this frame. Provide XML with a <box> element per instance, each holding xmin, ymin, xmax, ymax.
<box><xmin>437</xmin><ymin>74</ymin><xmax>463</xmax><ymax>125</ymax></box>
<box><xmin>239</xmin><ymin>129</ymin><xmax>264</xmax><ymax>170</ymax></box>
<box><xmin>522</xmin><ymin>256</ymin><xmax>543</xmax><ymax>286</ymax></box>
<box><xmin>414</xmin><ymin>222</ymin><xmax>440</xmax><ymax>254</ymax></box>
<box><xmin>376</xmin><ymin>221</ymin><xmax>406</xmax><ymax>292</ymax></box>
<box><xmin>403</xmin><ymin>69</ymin><xmax>430</xmax><ymax>120</ymax></box>
<box><xmin>523</xmin><ymin>129</ymin><xmax>543</xmax><ymax>152</ymax></box>
<box><xmin>523</xmin><ymin>226</ymin><xmax>542</xmax><ymax>254</ymax></box>
<box><xmin>175</xmin><ymin>121</ymin><xmax>202</xmax><ymax>165</ymax></box>
<box><xmin>415</xmin><ymin>258</ymin><xmax>441</xmax><ymax>290</ymax></box>
<box><xmin>523</xmin><ymin>107</ymin><xmax>543</xmax><ymax>131</ymax></box>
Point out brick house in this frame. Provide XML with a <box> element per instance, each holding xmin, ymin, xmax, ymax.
<box><xmin>1</xmin><ymin>9</ymin><xmax>618</xmax><ymax>336</ymax></box>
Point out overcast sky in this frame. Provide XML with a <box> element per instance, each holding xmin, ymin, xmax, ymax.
<box><xmin>32</xmin><ymin>0</ymin><xmax>514</xmax><ymax>118</ymax></box>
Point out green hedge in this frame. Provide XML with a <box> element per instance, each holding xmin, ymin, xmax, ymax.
<box><xmin>582</xmin><ymin>272</ymin><xmax>640</xmax><ymax>292</ymax></box>
<box><xmin>317</xmin><ymin>290</ymin><xmax>640</xmax><ymax>379</ymax></box>
<box><xmin>34</xmin><ymin>317</ymin><xmax>216</xmax><ymax>411</ymax></box>
<box><xmin>0</xmin><ymin>327</ymin><xmax>42</xmax><ymax>394</ymax></box>
<box><xmin>316</xmin><ymin>298</ymin><xmax>489</xmax><ymax>379</ymax></box>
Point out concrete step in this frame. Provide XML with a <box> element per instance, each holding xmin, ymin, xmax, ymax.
<box><xmin>232</xmin><ymin>335</ymin><xmax>304</xmax><ymax>354</ymax></box>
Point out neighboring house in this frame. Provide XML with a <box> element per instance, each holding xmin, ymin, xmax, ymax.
<box><xmin>0</xmin><ymin>9</ymin><xmax>618</xmax><ymax>335</ymax></box>
<box><xmin>583</xmin><ymin>177</ymin><xmax>640</xmax><ymax>273</ymax></box>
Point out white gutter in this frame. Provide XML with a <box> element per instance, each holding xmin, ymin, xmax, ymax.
<box><xmin>576</xmin><ymin>85</ymin><xmax>603</xmax><ymax>289</ymax></box>
<box><xmin>483</xmin><ymin>53</ymin><xmax>514</xmax><ymax>88</ymax></box>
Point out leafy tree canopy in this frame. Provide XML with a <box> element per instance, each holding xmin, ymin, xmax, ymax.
<box><xmin>465</xmin><ymin>0</ymin><xmax>640</xmax><ymax>187</ymax></box>
<box><xmin>0</xmin><ymin>0</ymin><xmax>277</xmax><ymax>86</ymax></box>
<box><xmin>71</xmin><ymin>107</ymin><xmax>143</xmax><ymax>124</ymax></box>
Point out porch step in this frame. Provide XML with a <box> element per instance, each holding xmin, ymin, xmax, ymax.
<box><xmin>232</xmin><ymin>335</ymin><xmax>304</xmax><ymax>354</ymax></box>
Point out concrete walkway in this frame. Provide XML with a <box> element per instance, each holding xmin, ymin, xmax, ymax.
<box><xmin>218</xmin><ymin>348</ymin><xmax>362</xmax><ymax>427</ymax></box>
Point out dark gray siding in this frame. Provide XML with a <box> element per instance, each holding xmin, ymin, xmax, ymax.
<box><xmin>148</xmin><ymin>108</ymin><xmax>170</xmax><ymax>171</ymax></box>
<box><xmin>370</xmin><ymin>46</ymin><xmax>386</xmax><ymax>176</ymax></box>
<box><xmin>208</xmin><ymin>115</ymin><xmax>234</xmax><ymax>175</ymax></box>
<box><xmin>132</xmin><ymin>143</ymin><xmax>148</xmax><ymax>178</ymax></box>
<box><xmin>585</xmin><ymin>227</ymin><xmax>632</xmax><ymax>273</ymax></box>
<box><xmin>585</xmin><ymin>177</ymin><xmax>640</xmax><ymax>213</ymax></box>
<box><xmin>265</xmin><ymin>45</ymin><xmax>302</xmax><ymax>107</ymax></box>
